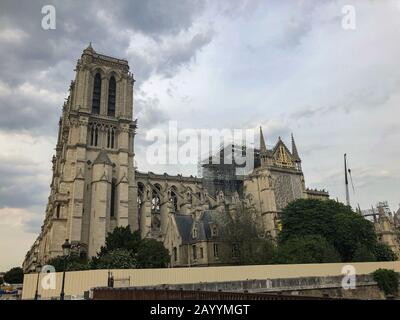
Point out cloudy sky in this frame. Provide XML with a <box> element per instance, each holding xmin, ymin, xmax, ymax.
<box><xmin>0</xmin><ymin>0</ymin><xmax>399</xmax><ymax>271</ymax></box>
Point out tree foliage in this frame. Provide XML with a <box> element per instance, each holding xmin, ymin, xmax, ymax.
<box><xmin>352</xmin><ymin>245</ymin><xmax>377</xmax><ymax>262</ymax></box>
<box><xmin>272</xmin><ymin>235</ymin><xmax>341</xmax><ymax>264</ymax></box>
<box><xmin>222</xmin><ymin>205</ymin><xmax>275</xmax><ymax>265</ymax></box>
<box><xmin>98</xmin><ymin>226</ymin><xmax>141</xmax><ymax>256</ymax></box>
<box><xmin>136</xmin><ymin>239</ymin><xmax>170</xmax><ymax>268</ymax></box>
<box><xmin>4</xmin><ymin>267</ymin><xmax>24</xmax><ymax>284</ymax></box>
<box><xmin>278</xmin><ymin>199</ymin><xmax>389</xmax><ymax>262</ymax></box>
<box><xmin>45</xmin><ymin>226</ymin><xmax>169</xmax><ymax>271</ymax></box>
<box><xmin>372</xmin><ymin>269</ymin><xmax>399</xmax><ymax>296</ymax></box>
<box><xmin>47</xmin><ymin>252</ymin><xmax>89</xmax><ymax>272</ymax></box>
<box><xmin>94</xmin><ymin>226</ymin><xmax>169</xmax><ymax>269</ymax></box>
<box><xmin>91</xmin><ymin>249</ymin><xmax>137</xmax><ymax>269</ymax></box>
<box><xmin>373</xmin><ymin>243</ymin><xmax>397</xmax><ymax>262</ymax></box>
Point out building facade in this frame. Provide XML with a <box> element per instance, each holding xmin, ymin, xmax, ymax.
<box><xmin>362</xmin><ymin>202</ymin><xmax>400</xmax><ymax>257</ymax></box>
<box><xmin>23</xmin><ymin>46</ymin><xmax>328</xmax><ymax>272</ymax></box>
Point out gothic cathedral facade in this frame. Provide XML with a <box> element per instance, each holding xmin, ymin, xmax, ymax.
<box><xmin>23</xmin><ymin>46</ymin><xmax>328</xmax><ymax>271</ymax></box>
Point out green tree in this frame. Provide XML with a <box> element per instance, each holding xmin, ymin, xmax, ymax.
<box><xmin>352</xmin><ymin>245</ymin><xmax>376</xmax><ymax>262</ymax></box>
<box><xmin>332</xmin><ymin>211</ymin><xmax>376</xmax><ymax>261</ymax></box>
<box><xmin>222</xmin><ymin>206</ymin><xmax>275</xmax><ymax>265</ymax></box>
<box><xmin>98</xmin><ymin>226</ymin><xmax>141</xmax><ymax>257</ymax></box>
<box><xmin>47</xmin><ymin>252</ymin><xmax>89</xmax><ymax>272</ymax></box>
<box><xmin>374</xmin><ymin>243</ymin><xmax>397</xmax><ymax>262</ymax></box>
<box><xmin>372</xmin><ymin>269</ymin><xmax>399</xmax><ymax>296</ymax></box>
<box><xmin>136</xmin><ymin>239</ymin><xmax>170</xmax><ymax>268</ymax></box>
<box><xmin>279</xmin><ymin>199</ymin><xmax>378</xmax><ymax>262</ymax></box>
<box><xmin>92</xmin><ymin>226</ymin><xmax>169</xmax><ymax>269</ymax></box>
<box><xmin>272</xmin><ymin>235</ymin><xmax>341</xmax><ymax>264</ymax></box>
<box><xmin>91</xmin><ymin>249</ymin><xmax>136</xmax><ymax>269</ymax></box>
<box><xmin>4</xmin><ymin>267</ymin><xmax>24</xmax><ymax>283</ymax></box>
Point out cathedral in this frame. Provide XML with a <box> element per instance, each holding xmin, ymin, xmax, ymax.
<box><xmin>23</xmin><ymin>46</ymin><xmax>329</xmax><ymax>272</ymax></box>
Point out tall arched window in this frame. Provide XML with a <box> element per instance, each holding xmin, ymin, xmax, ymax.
<box><xmin>90</xmin><ymin>125</ymin><xmax>99</xmax><ymax>147</ymax></box>
<box><xmin>92</xmin><ymin>73</ymin><xmax>102</xmax><ymax>114</ymax></box>
<box><xmin>170</xmin><ymin>187</ymin><xmax>178</xmax><ymax>212</ymax></box>
<box><xmin>107</xmin><ymin>127</ymin><xmax>115</xmax><ymax>149</ymax></box>
<box><xmin>110</xmin><ymin>178</ymin><xmax>117</xmax><ymax>218</ymax></box>
<box><xmin>108</xmin><ymin>76</ymin><xmax>116</xmax><ymax>116</ymax></box>
<box><xmin>56</xmin><ymin>204</ymin><xmax>61</xmax><ymax>218</ymax></box>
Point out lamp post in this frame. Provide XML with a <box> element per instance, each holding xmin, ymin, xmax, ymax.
<box><xmin>34</xmin><ymin>264</ymin><xmax>42</xmax><ymax>300</ymax></box>
<box><xmin>60</xmin><ymin>239</ymin><xmax>71</xmax><ymax>300</ymax></box>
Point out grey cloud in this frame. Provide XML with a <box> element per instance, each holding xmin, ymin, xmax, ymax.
<box><xmin>0</xmin><ymin>158</ymin><xmax>49</xmax><ymax>209</ymax></box>
<box><xmin>0</xmin><ymin>0</ymin><xmax>208</xmax><ymax>85</ymax></box>
<box><xmin>113</xmin><ymin>0</ymin><xmax>206</xmax><ymax>36</ymax></box>
<box><xmin>289</xmin><ymin>83</ymin><xmax>397</xmax><ymax>121</ymax></box>
<box><xmin>135</xmin><ymin>96</ymin><xmax>168</xmax><ymax>130</ymax></box>
<box><xmin>158</xmin><ymin>30</ymin><xmax>213</xmax><ymax>78</ymax></box>
<box><xmin>0</xmin><ymin>85</ymin><xmax>60</xmax><ymax>134</ymax></box>
<box><xmin>127</xmin><ymin>28</ymin><xmax>213</xmax><ymax>83</ymax></box>
<box><xmin>300</xmin><ymin>143</ymin><xmax>332</xmax><ymax>157</ymax></box>
<box><xmin>134</xmin><ymin>94</ymin><xmax>169</xmax><ymax>150</ymax></box>
<box><xmin>0</xmin><ymin>0</ymin><xmax>212</xmax><ymax>134</ymax></box>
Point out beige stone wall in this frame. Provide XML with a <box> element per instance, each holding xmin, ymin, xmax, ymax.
<box><xmin>244</xmin><ymin>168</ymin><xmax>278</xmax><ymax>237</ymax></box>
<box><xmin>22</xmin><ymin>261</ymin><xmax>400</xmax><ymax>299</ymax></box>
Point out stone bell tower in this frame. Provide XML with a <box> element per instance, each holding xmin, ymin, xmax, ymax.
<box><xmin>27</xmin><ymin>44</ymin><xmax>138</xmax><ymax>264</ymax></box>
<box><xmin>69</xmin><ymin>44</ymin><xmax>138</xmax><ymax>257</ymax></box>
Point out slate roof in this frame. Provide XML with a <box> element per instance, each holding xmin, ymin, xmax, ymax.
<box><xmin>174</xmin><ymin>210</ymin><xmax>228</xmax><ymax>245</ymax></box>
<box><xmin>174</xmin><ymin>214</ymin><xmax>194</xmax><ymax>244</ymax></box>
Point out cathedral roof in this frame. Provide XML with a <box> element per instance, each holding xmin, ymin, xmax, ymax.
<box><xmin>174</xmin><ymin>210</ymin><xmax>227</xmax><ymax>244</ymax></box>
<box><xmin>93</xmin><ymin>149</ymin><xmax>113</xmax><ymax>166</ymax></box>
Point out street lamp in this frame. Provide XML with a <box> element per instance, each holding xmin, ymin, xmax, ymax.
<box><xmin>62</xmin><ymin>239</ymin><xmax>71</xmax><ymax>256</ymax></box>
<box><xmin>60</xmin><ymin>239</ymin><xmax>71</xmax><ymax>300</ymax></box>
<box><xmin>34</xmin><ymin>264</ymin><xmax>42</xmax><ymax>300</ymax></box>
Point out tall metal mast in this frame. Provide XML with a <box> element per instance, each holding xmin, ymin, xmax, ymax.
<box><xmin>344</xmin><ymin>153</ymin><xmax>350</xmax><ymax>206</ymax></box>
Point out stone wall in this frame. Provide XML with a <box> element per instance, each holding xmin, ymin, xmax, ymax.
<box><xmin>139</xmin><ymin>275</ymin><xmax>387</xmax><ymax>299</ymax></box>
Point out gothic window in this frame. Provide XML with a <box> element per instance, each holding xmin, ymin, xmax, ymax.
<box><xmin>56</xmin><ymin>204</ymin><xmax>61</xmax><ymax>218</ymax></box>
<box><xmin>213</xmin><ymin>243</ymin><xmax>219</xmax><ymax>258</ymax></box>
<box><xmin>90</xmin><ymin>125</ymin><xmax>99</xmax><ymax>147</ymax></box>
<box><xmin>110</xmin><ymin>178</ymin><xmax>117</xmax><ymax>218</ymax></box>
<box><xmin>137</xmin><ymin>182</ymin><xmax>145</xmax><ymax>207</ymax></box>
<box><xmin>111</xmin><ymin>128</ymin><xmax>115</xmax><ymax>148</ymax></box>
<box><xmin>92</xmin><ymin>73</ymin><xmax>101</xmax><ymax>114</ymax></box>
<box><xmin>192</xmin><ymin>245</ymin><xmax>197</xmax><ymax>260</ymax></box>
<box><xmin>107</xmin><ymin>76</ymin><xmax>116</xmax><ymax>117</ymax></box>
<box><xmin>173</xmin><ymin>247</ymin><xmax>177</xmax><ymax>262</ymax></box>
<box><xmin>200</xmin><ymin>247</ymin><xmax>204</xmax><ymax>259</ymax></box>
<box><xmin>151</xmin><ymin>185</ymin><xmax>161</xmax><ymax>214</ymax></box>
<box><xmin>187</xmin><ymin>191</ymin><xmax>192</xmax><ymax>204</ymax></box>
<box><xmin>170</xmin><ymin>187</ymin><xmax>178</xmax><ymax>212</ymax></box>
<box><xmin>211</xmin><ymin>225</ymin><xmax>218</xmax><ymax>237</ymax></box>
<box><xmin>192</xmin><ymin>226</ymin><xmax>198</xmax><ymax>239</ymax></box>
<box><xmin>151</xmin><ymin>184</ymin><xmax>161</xmax><ymax>230</ymax></box>
<box><xmin>107</xmin><ymin>127</ymin><xmax>116</xmax><ymax>149</ymax></box>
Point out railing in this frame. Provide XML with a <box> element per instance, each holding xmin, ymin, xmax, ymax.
<box><xmin>92</xmin><ymin>287</ymin><xmax>337</xmax><ymax>300</ymax></box>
